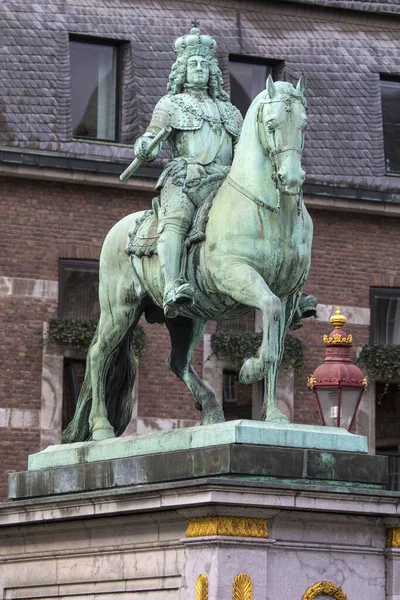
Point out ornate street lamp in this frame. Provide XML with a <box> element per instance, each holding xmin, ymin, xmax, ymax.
<box><xmin>308</xmin><ymin>308</ymin><xmax>368</xmax><ymax>430</ymax></box>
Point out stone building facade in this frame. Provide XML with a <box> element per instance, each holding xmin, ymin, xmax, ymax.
<box><xmin>1</xmin><ymin>0</ymin><xmax>400</xmax><ymax>500</ymax></box>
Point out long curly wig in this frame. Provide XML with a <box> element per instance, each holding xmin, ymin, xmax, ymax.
<box><xmin>167</xmin><ymin>55</ymin><xmax>229</xmax><ymax>101</ymax></box>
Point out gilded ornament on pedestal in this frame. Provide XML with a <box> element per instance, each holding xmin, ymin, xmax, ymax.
<box><xmin>196</xmin><ymin>573</ymin><xmax>208</xmax><ymax>600</ymax></box>
<box><xmin>302</xmin><ymin>581</ymin><xmax>347</xmax><ymax>600</ymax></box>
<box><xmin>386</xmin><ymin>528</ymin><xmax>400</xmax><ymax>548</ymax></box>
<box><xmin>232</xmin><ymin>573</ymin><xmax>252</xmax><ymax>600</ymax></box>
<box><xmin>186</xmin><ymin>516</ymin><xmax>269</xmax><ymax>538</ymax></box>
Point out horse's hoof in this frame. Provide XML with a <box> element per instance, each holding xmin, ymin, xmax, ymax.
<box><xmin>201</xmin><ymin>407</ymin><xmax>225</xmax><ymax>425</ymax></box>
<box><xmin>92</xmin><ymin>425</ymin><xmax>115</xmax><ymax>441</ymax></box>
<box><xmin>239</xmin><ymin>357</ymin><xmax>265</xmax><ymax>385</ymax></box>
<box><xmin>263</xmin><ymin>408</ymin><xmax>289</xmax><ymax>424</ymax></box>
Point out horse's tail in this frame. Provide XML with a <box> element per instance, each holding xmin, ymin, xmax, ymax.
<box><xmin>62</xmin><ymin>326</ymin><xmax>136</xmax><ymax>443</ymax></box>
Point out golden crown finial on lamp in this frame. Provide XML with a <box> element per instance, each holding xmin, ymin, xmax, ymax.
<box><xmin>323</xmin><ymin>307</ymin><xmax>352</xmax><ymax>345</ymax></box>
<box><xmin>330</xmin><ymin>306</ymin><xmax>347</xmax><ymax>329</ymax></box>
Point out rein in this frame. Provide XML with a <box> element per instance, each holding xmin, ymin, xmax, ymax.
<box><xmin>226</xmin><ymin>175</ymin><xmax>280</xmax><ymax>214</ymax></box>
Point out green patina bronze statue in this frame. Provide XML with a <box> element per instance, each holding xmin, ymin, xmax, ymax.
<box><xmin>63</xmin><ymin>25</ymin><xmax>317</xmax><ymax>443</ymax></box>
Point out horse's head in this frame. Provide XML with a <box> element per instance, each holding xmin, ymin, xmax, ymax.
<box><xmin>257</xmin><ymin>75</ymin><xmax>307</xmax><ymax>197</ymax></box>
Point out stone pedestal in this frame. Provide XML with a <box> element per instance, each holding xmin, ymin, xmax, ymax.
<box><xmin>1</xmin><ymin>479</ymin><xmax>400</xmax><ymax>600</ymax></box>
<box><xmin>2</xmin><ymin>421</ymin><xmax>400</xmax><ymax>599</ymax></box>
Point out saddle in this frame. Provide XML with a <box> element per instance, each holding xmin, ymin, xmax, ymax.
<box><xmin>126</xmin><ymin>191</ymin><xmax>215</xmax><ymax>259</ymax></box>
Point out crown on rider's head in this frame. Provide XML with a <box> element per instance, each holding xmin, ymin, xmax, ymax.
<box><xmin>173</xmin><ymin>23</ymin><xmax>217</xmax><ymax>59</ymax></box>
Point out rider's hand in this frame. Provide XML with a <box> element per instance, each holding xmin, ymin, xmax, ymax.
<box><xmin>134</xmin><ymin>135</ymin><xmax>159</xmax><ymax>162</ymax></box>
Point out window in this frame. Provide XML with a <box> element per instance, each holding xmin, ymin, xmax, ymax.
<box><xmin>58</xmin><ymin>259</ymin><xmax>100</xmax><ymax>319</ymax></box>
<box><xmin>229</xmin><ymin>56</ymin><xmax>284</xmax><ymax>116</ymax></box>
<box><xmin>380</xmin><ymin>76</ymin><xmax>400</xmax><ymax>174</ymax></box>
<box><xmin>222</xmin><ymin>370</ymin><xmax>253</xmax><ymax>420</ymax></box>
<box><xmin>70</xmin><ymin>37</ymin><xmax>120</xmax><ymax>141</ymax></box>
<box><xmin>370</xmin><ymin>287</ymin><xmax>400</xmax><ymax>344</ymax></box>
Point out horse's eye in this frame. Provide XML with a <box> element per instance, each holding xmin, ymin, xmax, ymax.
<box><xmin>266</xmin><ymin>122</ymin><xmax>275</xmax><ymax>132</ymax></box>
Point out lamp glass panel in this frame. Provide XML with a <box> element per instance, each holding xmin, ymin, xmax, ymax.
<box><xmin>317</xmin><ymin>388</ymin><xmax>340</xmax><ymax>427</ymax></box>
<box><xmin>339</xmin><ymin>388</ymin><xmax>361</xmax><ymax>429</ymax></box>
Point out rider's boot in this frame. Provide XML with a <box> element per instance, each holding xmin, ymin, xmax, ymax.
<box><xmin>158</xmin><ymin>221</ymin><xmax>194</xmax><ymax>317</ymax></box>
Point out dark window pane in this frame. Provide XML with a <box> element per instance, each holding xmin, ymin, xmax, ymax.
<box><xmin>222</xmin><ymin>370</ymin><xmax>252</xmax><ymax>420</ymax></box>
<box><xmin>229</xmin><ymin>60</ymin><xmax>272</xmax><ymax>116</ymax></box>
<box><xmin>375</xmin><ymin>382</ymin><xmax>400</xmax><ymax>452</ymax></box>
<box><xmin>70</xmin><ymin>40</ymin><xmax>118</xmax><ymax>141</ymax></box>
<box><xmin>371</xmin><ymin>290</ymin><xmax>400</xmax><ymax>344</ymax></box>
<box><xmin>59</xmin><ymin>261</ymin><xmax>100</xmax><ymax>319</ymax></box>
<box><xmin>381</xmin><ymin>78</ymin><xmax>400</xmax><ymax>174</ymax></box>
<box><xmin>63</xmin><ymin>359</ymin><xmax>86</xmax><ymax>429</ymax></box>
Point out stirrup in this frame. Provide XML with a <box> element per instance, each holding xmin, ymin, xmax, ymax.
<box><xmin>174</xmin><ymin>281</ymin><xmax>194</xmax><ymax>305</ymax></box>
<box><xmin>163</xmin><ymin>281</ymin><xmax>194</xmax><ymax>317</ymax></box>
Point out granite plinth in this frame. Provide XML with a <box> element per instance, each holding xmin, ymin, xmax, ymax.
<box><xmin>9</xmin><ymin>443</ymin><xmax>387</xmax><ymax>500</ymax></box>
<box><xmin>27</xmin><ymin>420</ymin><xmax>368</xmax><ymax>472</ymax></box>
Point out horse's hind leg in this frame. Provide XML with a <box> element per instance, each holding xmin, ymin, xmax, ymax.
<box><xmin>165</xmin><ymin>317</ymin><xmax>225</xmax><ymax>425</ymax></box>
<box><xmin>89</xmin><ymin>294</ymin><xmax>141</xmax><ymax>440</ymax></box>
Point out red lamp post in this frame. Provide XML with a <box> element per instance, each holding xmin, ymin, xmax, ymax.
<box><xmin>308</xmin><ymin>308</ymin><xmax>368</xmax><ymax>431</ymax></box>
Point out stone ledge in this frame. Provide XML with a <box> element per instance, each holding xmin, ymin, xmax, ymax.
<box><xmin>9</xmin><ymin>444</ymin><xmax>387</xmax><ymax>500</ymax></box>
<box><xmin>3</xmin><ymin>478</ymin><xmax>400</xmax><ymax>527</ymax></box>
<box><xmin>28</xmin><ymin>420</ymin><xmax>368</xmax><ymax>471</ymax></box>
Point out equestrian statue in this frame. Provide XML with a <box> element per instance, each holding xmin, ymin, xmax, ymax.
<box><xmin>63</xmin><ymin>25</ymin><xmax>317</xmax><ymax>443</ymax></box>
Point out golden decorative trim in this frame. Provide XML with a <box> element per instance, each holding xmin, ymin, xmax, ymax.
<box><xmin>196</xmin><ymin>574</ymin><xmax>208</xmax><ymax>600</ymax></box>
<box><xmin>186</xmin><ymin>516</ymin><xmax>269</xmax><ymax>538</ymax></box>
<box><xmin>302</xmin><ymin>581</ymin><xmax>347</xmax><ymax>600</ymax></box>
<box><xmin>323</xmin><ymin>333</ymin><xmax>353</xmax><ymax>344</ymax></box>
<box><xmin>233</xmin><ymin>574</ymin><xmax>252</xmax><ymax>600</ymax></box>
<box><xmin>362</xmin><ymin>376</ymin><xmax>368</xmax><ymax>389</ymax></box>
<box><xmin>387</xmin><ymin>528</ymin><xmax>400</xmax><ymax>548</ymax></box>
<box><xmin>307</xmin><ymin>375</ymin><xmax>316</xmax><ymax>389</ymax></box>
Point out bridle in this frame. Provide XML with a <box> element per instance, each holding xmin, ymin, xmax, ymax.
<box><xmin>227</xmin><ymin>95</ymin><xmax>306</xmax><ymax>215</ymax></box>
<box><xmin>256</xmin><ymin>98</ymin><xmax>306</xmax><ymax>214</ymax></box>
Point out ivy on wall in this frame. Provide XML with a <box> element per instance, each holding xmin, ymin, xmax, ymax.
<box><xmin>357</xmin><ymin>344</ymin><xmax>400</xmax><ymax>382</ymax></box>
<box><xmin>47</xmin><ymin>318</ymin><xmax>146</xmax><ymax>358</ymax></box>
<box><xmin>211</xmin><ymin>331</ymin><xmax>303</xmax><ymax>372</ymax></box>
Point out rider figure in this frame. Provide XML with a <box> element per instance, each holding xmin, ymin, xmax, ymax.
<box><xmin>134</xmin><ymin>24</ymin><xmax>242</xmax><ymax>316</ymax></box>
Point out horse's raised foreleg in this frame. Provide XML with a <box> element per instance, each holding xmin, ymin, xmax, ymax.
<box><xmin>165</xmin><ymin>317</ymin><xmax>225</xmax><ymax>425</ymax></box>
<box><xmin>215</xmin><ymin>264</ymin><xmax>281</xmax><ymax>387</ymax></box>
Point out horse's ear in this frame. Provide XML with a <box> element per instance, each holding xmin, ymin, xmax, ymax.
<box><xmin>296</xmin><ymin>73</ymin><xmax>307</xmax><ymax>93</ymax></box>
<box><xmin>266</xmin><ymin>74</ymin><xmax>276</xmax><ymax>98</ymax></box>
